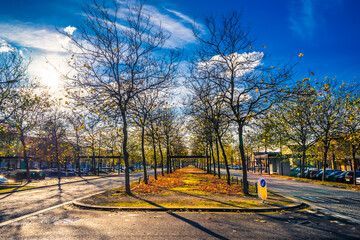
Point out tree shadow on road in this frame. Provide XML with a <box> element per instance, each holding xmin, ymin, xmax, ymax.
<box><xmin>129</xmin><ymin>194</ymin><xmax>229</xmax><ymax>239</ymax></box>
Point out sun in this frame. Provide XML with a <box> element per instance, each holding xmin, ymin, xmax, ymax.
<box><xmin>39</xmin><ymin>67</ymin><xmax>61</xmax><ymax>88</ymax></box>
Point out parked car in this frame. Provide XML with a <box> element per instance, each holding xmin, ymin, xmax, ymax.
<box><xmin>6</xmin><ymin>170</ymin><xmax>46</xmax><ymax>181</ymax></box>
<box><xmin>326</xmin><ymin>170</ymin><xmax>343</xmax><ymax>181</ymax></box>
<box><xmin>0</xmin><ymin>176</ymin><xmax>9</xmax><ymax>184</ymax></box>
<box><xmin>344</xmin><ymin>171</ymin><xmax>360</xmax><ymax>184</ymax></box>
<box><xmin>334</xmin><ymin>171</ymin><xmax>350</xmax><ymax>183</ymax></box>
<box><xmin>308</xmin><ymin>169</ymin><xmax>318</xmax><ymax>179</ymax></box>
<box><xmin>313</xmin><ymin>169</ymin><xmax>335</xmax><ymax>180</ymax></box>
<box><xmin>290</xmin><ymin>168</ymin><xmax>300</xmax><ymax>177</ymax></box>
<box><xmin>356</xmin><ymin>177</ymin><xmax>360</xmax><ymax>185</ymax></box>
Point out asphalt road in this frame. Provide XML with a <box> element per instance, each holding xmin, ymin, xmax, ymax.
<box><xmin>0</xmin><ymin>206</ymin><xmax>359</xmax><ymax>240</ymax></box>
<box><xmin>1</xmin><ymin>168</ymin><xmax>360</xmax><ymax>239</ymax></box>
<box><xmin>0</xmin><ymin>171</ymin><xmax>153</xmax><ymax>224</ymax></box>
<box><xmin>228</xmin><ymin>170</ymin><xmax>360</xmax><ymax>223</ymax></box>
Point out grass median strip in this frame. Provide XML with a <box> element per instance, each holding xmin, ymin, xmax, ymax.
<box><xmin>80</xmin><ymin>167</ymin><xmax>293</xmax><ymax>209</ymax></box>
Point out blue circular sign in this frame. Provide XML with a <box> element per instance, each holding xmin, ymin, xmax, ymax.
<box><xmin>260</xmin><ymin>179</ymin><xmax>266</xmax><ymax>188</ymax></box>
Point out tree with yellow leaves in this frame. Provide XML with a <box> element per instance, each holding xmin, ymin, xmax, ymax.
<box><xmin>306</xmin><ymin>78</ymin><xmax>345</xmax><ymax>181</ymax></box>
<box><xmin>342</xmin><ymin>86</ymin><xmax>360</xmax><ymax>184</ymax></box>
<box><xmin>2</xmin><ymin>82</ymin><xmax>50</xmax><ymax>182</ymax></box>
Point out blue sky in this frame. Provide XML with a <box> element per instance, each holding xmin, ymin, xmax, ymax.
<box><xmin>0</xmin><ymin>0</ymin><xmax>359</xmax><ymax>87</ymax></box>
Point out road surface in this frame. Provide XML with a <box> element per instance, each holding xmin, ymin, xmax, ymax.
<box><xmin>228</xmin><ymin>170</ymin><xmax>360</xmax><ymax>223</ymax></box>
<box><xmin>0</xmin><ymin>171</ymin><xmax>153</xmax><ymax>224</ymax></box>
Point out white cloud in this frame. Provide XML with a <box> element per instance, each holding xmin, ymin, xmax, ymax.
<box><xmin>0</xmin><ymin>23</ymin><xmax>70</xmax><ymax>53</ymax></box>
<box><xmin>64</xmin><ymin>26</ymin><xmax>76</xmax><ymax>35</ymax></box>
<box><xmin>142</xmin><ymin>5</ymin><xmax>195</xmax><ymax>48</ymax></box>
<box><xmin>165</xmin><ymin>8</ymin><xmax>193</xmax><ymax>24</ymax></box>
<box><xmin>0</xmin><ymin>40</ymin><xmax>13</xmax><ymax>52</ymax></box>
<box><xmin>198</xmin><ymin>52</ymin><xmax>264</xmax><ymax>78</ymax></box>
<box><xmin>113</xmin><ymin>1</ymin><xmax>196</xmax><ymax>48</ymax></box>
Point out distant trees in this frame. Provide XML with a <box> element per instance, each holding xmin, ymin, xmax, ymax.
<box><xmin>272</xmin><ymin>79</ymin><xmax>317</xmax><ymax>178</ymax></box>
<box><xmin>306</xmin><ymin>79</ymin><xmax>345</xmax><ymax>181</ymax></box>
<box><xmin>340</xmin><ymin>86</ymin><xmax>360</xmax><ymax>185</ymax></box>
<box><xmin>3</xmin><ymin>82</ymin><xmax>49</xmax><ymax>182</ymax></box>
<box><xmin>43</xmin><ymin>101</ymin><xmax>66</xmax><ymax>183</ymax></box>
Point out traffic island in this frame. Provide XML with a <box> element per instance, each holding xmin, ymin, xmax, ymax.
<box><xmin>74</xmin><ymin>167</ymin><xmax>305</xmax><ymax>212</ymax></box>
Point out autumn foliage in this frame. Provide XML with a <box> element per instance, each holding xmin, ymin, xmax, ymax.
<box><xmin>130</xmin><ymin>166</ymin><xmax>247</xmax><ymax>195</ymax></box>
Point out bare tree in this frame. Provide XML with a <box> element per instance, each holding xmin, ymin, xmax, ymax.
<box><xmin>43</xmin><ymin>101</ymin><xmax>67</xmax><ymax>183</ymax></box>
<box><xmin>192</xmin><ymin>12</ymin><xmax>294</xmax><ymax>194</ymax></box>
<box><xmin>0</xmin><ymin>49</ymin><xmax>29</xmax><ymax>123</ymax></box>
<box><xmin>131</xmin><ymin>90</ymin><xmax>161</xmax><ymax>183</ymax></box>
<box><xmin>62</xmin><ymin>0</ymin><xmax>180</xmax><ymax>194</ymax></box>
<box><xmin>187</xmin><ymin>78</ymin><xmax>230</xmax><ymax>181</ymax></box>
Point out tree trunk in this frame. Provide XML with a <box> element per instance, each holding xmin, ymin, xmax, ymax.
<box><xmin>166</xmin><ymin>144</ymin><xmax>171</xmax><ymax>174</ymax></box>
<box><xmin>121</xmin><ymin>110</ymin><xmax>131</xmax><ymax>194</ymax></box>
<box><xmin>152</xmin><ymin>135</ymin><xmax>157</xmax><ymax>180</ymax></box>
<box><xmin>210</xmin><ymin>140</ymin><xmax>216</xmax><ymax>176</ymax></box>
<box><xmin>352</xmin><ymin>145</ymin><xmax>358</xmax><ymax>185</ymax></box>
<box><xmin>238</xmin><ymin>124</ymin><xmax>249</xmax><ymax>194</ymax></box>
<box><xmin>216</xmin><ymin>131</ymin><xmax>230</xmax><ymax>185</ymax></box>
<box><xmin>158</xmin><ymin>141</ymin><xmax>164</xmax><ymax>176</ymax></box>
<box><xmin>332</xmin><ymin>153</ymin><xmax>336</xmax><ymax>170</ymax></box>
<box><xmin>55</xmin><ymin>138</ymin><xmax>61</xmax><ymax>184</ymax></box>
<box><xmin>20</xmin><ymin>133</ymin><xmax>31</xmax><ymax>183</ymax></box>
<box><xmin>141</xmin><ymin>126</ymin><xmax>148</xmax><ymax>184</ymax></box>
<box><xmin>322</xmin><ymin>144</ymin><xmax>329</xmax><ymax>182</ymax></box>
<box><xmin>206</xmin><ymin>147</ymin><xmax>210</xmax><ymax>174</ymax></box>
<box><xmin>215</xmin><ymin>137</ymin><xmax>221</xmax><ymax>179</ymax></box>
<box><xmin>301</xmin><ymin>146</ymin><xmax>306</xmax><ymax>178</ymax></box>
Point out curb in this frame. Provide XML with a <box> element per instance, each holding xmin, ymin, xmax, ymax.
<box><xmin>0</xmin><ymin>175</ymin><xmax>118</xmax><ymax>195</ymax></box>
<box><xmin>72</xmin><ymin>200</ymin><xmax>305</xmax><ymax>213</ymax></box>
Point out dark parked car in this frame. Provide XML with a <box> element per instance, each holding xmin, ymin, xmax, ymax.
<box><xmin>326</xmin><ymin>170</ymin><xmax>342</xmax><ymax>181</ymax></box>
<box><xmin>6</xmin><ymin>170</ymin><xmax>46</xmax><ymax>181</ymax></box>
<box><xmin>344</xmin><ymin>171</ymin><xmax>360</xmax><ymax>184</ymax></box>
<box><xmin>313</xmin><ymin>170</ymin><xmax>335</xmax><ymax>180</ymax></box>
<box><xmin>334</xmin><ymin>171</ymin><xmax>350</xmax><ymax>183</ymax></box>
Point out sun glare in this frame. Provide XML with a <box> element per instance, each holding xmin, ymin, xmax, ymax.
<box><xmin>39</xmin><ymin>67</ymin><xmax>61</xmax><ymax>88</ymax></box>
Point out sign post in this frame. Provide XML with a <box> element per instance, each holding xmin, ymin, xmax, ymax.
<box><xmin>257</xmin><ymin>178</ymin><xmax>267</xmax><ymax>203</ymax></box>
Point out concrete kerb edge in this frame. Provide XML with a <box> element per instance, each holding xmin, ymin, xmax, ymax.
<box><xmin>72</xmin><ymin>175</ymin><xmax>307</xmax><ymax>213</ymax></box>
<box><xmin>72</xmin><ymin>200</ymin><xmax>305</xmax><ymax>213</ymax></box>
<box><xmin>0</xmin><ymin>175</ymin><xmax>116</xmax><ymax>195</ymax></box>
